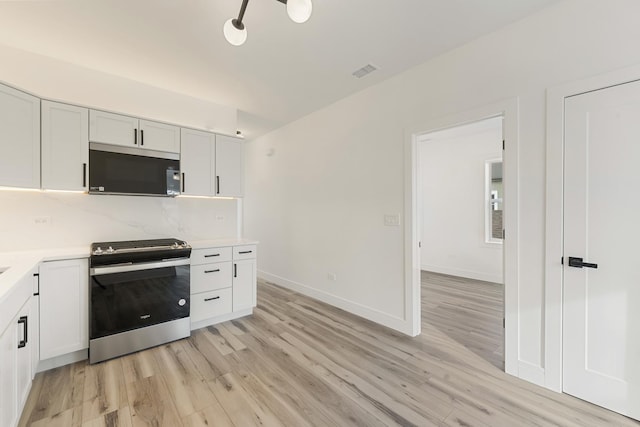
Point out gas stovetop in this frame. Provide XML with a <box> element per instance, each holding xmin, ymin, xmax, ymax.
<box><xmin>90</xmin><ymin>238</ymin><xmax>191</xmax><ymax>266</ymax></box>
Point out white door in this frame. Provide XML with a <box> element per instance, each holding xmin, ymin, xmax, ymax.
<box><xmin>139</xmin><ymin>119</ymin><xmax>180</xmax><ymax>153</ymax></box>
<box><xmin>215</xmin><ymin>135</ymin><xmax>244</xmax><ymax>197</ymax></box>
<box><xmin>180</xmin><ymin>128</ymin><xmax>215</xmax><ymax>196</ymax></box>
<box><xmin>39</xmin><ymin>259</ymin><xmax>89</xmax><ymax>360</ymax></box>
<box><xmin>563</xmin><ymin>80</ymin><xmax>640</xmax><ymax>420</ymax></box>
<box><xmin>0</xmin><ymin>83</ymin><xmax>40</xmax><ymax>189</ymax></box>
<box><xmin>89</xmin><ymin>109</ymin><xmax>138</xmax><ymax>147</ymax></box>
<box><xmin>232</xmin><ymin>259</ymin><xmax>256</xmax><ymax>311</ymax></box>
<box><xmin>41</xmin><ymin>101</ymin><xmax>89</xmax><ymax>191</ymax></box>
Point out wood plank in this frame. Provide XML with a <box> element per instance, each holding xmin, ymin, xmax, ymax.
<box><xmin>125</xmin><ymin>375</ymin><xmax>183</xmax><ymax>427</ymax></box>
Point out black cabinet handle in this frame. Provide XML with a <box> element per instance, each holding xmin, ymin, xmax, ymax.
<box><xmin>17</xmin><ymin>316</ymin><xmax>27</xmax><ymax>348</ymax></box>
<box><xmin>82</xmin><ymin>163</ymin><xmax>87</xmax><ymax>188</ymax></box>
<box><xmin>568</xmin><ymin>257</ymin><xmax>598</xmax><ymax>269</ymax></box>
<box><xmin>204</xmin><ymin>269</ymin><xmax>220</xmax><ymax>273</ymax></box>
<box><xmin>182</xmin><ymin>173</ymin><xmax>185</xmax><ymax>192</ymax></box>
<box><xmin>238</xmin><ymin>250</ymin><xmax>252</xmax><ymax>254</ymax></box>
<box><xmin>234</xmin><ymin>263</ymin><xmax>237</xmax><ymax>278</ymax></box>
<box><xmin>134</xmin><ymin>128</ymin><xmax>138</xmax><ymax>145</ymax></box>
<box><xmin>140</xmin><ymin>129</ymin><xmax>144</xmax><ymax>146</ymax></box>
<box><xmin>204</xmin><ymin>296</ymin><xmax>220</xmax><ymax>302</ymax></box>
<box><xmin>216</xmin><ymin>176</ymin><xmax>220</xmax><ymax>194</ymax></box>
<box><xmin>33</xmin><ymin>272</ymin><xmax>40</xmax><ymax>296</ymax></box>
<box><xmin>204</xmin><ymin>254</ymin><xmax>220</xmax><ymax>258</ymax></box>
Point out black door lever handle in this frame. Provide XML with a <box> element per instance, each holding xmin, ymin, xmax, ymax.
<box><xmin>568</xmin><ymin>257</ymin><xmax>598</xmax><ymax>269</ymax></box>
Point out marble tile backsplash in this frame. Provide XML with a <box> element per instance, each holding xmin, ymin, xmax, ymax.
<box><xmin>0</xmin><ymin>190</ymin><xmax>239</xmax><ymax>251</ymax></box>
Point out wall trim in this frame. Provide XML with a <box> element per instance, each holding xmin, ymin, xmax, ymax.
<box><xmin>405</xmin><ymin>97</ymin><xmax>520</xmax><ymax>377</ymax></box>
<box><xmin>258</xmin><ymin>270</ymin><xmax>413</xmax><ymax>335</ymax></box>
<box><xmin>421</xmin><ymin>264</ymin><xmax>502</xmax><ymax>284</ymax></box>
<box><xmin>545</xmin><ymin>63</ymin><xmax>640</xmax><ymax>392</ymax></box>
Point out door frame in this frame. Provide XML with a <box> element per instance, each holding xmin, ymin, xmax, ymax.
<box><xmin>404</xmin><ymin>97</ymin><xmax>519</xmax><ymax>375</ymax></box>
<box><xmin>545</xmin><ymin>64</ymin><xmax>640</xmax><ymax>392</ymax></box>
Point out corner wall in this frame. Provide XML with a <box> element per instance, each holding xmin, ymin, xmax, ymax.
<box><xmin>244</xmin><ymin>0</ymin><xmax>640</xmax><ymax>386</ymax></box>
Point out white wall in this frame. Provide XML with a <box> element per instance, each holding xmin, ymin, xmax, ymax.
<box><xmin>419</xmin><ymin>123</ymin><xmax>502</xmax><ymax>283</ymax></box>
<box><xmin>244</xmin><ymin>0</ymin><xmax>640</xmax><ymax>385</ymax></box>
<box><xmin>0</xmin><ymin>43</ymin><xmax>237</xmax><ymax>136</ymax></box>
<box><xmin>0</xmin><ymin>191</ymin><xmax>238</xmax><ymax>252</ymax></box>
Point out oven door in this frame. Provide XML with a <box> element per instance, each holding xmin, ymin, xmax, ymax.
<box><xmin>90</xmin><ymin>258</ymin><xmax>190</xmax><ymax>340</ymax></box>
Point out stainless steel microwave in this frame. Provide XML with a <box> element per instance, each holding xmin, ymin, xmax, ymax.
<box><xmin>89</xmin><ymin>142</ymin><xmax>181</xmax><ymax>197</ymax></box>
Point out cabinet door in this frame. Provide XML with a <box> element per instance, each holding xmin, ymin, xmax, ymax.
<box><xmin>39</xmin><ymin>259</ymin><xmax>89</xmax><ymax>360</ymax></box>
<box><xmin>215</xmin><ymin>135</ymin><xmax>244</xmax><ymax>197</ymax></box>
<box><xmin>180</xmin><ymin>128</ymin><xmax>215</xmax><ymax>196</ymax></box>
<box><xmin>0</xmin><ymin>317</ymin><xmax>17</xmax><ymax>427</ymax></box>
<box><xmin>139</xmin><ymin>119</ymin><xmax>180</xmax><ymax>153</ymax></box>
<box><xmin>89</xmin><ymin>110</ymin><xmax>138</xmax><ymax>147</ymax></box>
<box><xmin>16</xmin><ymin>303</ymin><xmax>32</xmax><ymax>416</ymax></box>
<box><xmin>233</xmin><ymin>259</ymin><xmax>256</xmax><ymax>311</ymax></box>
<box><xmin>0</xmin><ymin>83</ymin><xmax>40</xmax><ymax>189</ymax></box>
<box><xmin>41</xmin><ymin>101</ymin><xmax>89</xmax><ymax>191</ymax></box>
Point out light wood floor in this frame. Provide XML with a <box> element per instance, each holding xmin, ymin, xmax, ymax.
<box><xmin>19</xmin><ymin>276</ymin><xmax>640</xmax><ymax>427</ymax></box>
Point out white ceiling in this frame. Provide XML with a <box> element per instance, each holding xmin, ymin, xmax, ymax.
<box><xmin>0</xmin><ymin>0</ymin><xmax>559</xmax><ymax>138</ymax></box>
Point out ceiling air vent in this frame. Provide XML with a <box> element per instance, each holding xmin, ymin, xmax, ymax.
<box><xmin>352</xmin><ymin>64</ymin><xmax>378</xmax><ymax>79</ymax></box>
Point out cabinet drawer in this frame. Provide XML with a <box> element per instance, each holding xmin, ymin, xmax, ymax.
<box><xmin>191</xmin><ymin>262</ymin><xmax>232</xmax><ymax>293</ymax></box>
<box><xmin>191</xmin><ymin>247</ymin><xmax>232</xmax><ymax>265</ymax></box>
<box><xmin>191</xmin><ymin>288</ymin><xmax>232</xmax><ymax>323</ymax></box>
<box><xmin>233</xmin><ymin>245</ymin><xmax>257</xmax><ymax>260</ymax></box>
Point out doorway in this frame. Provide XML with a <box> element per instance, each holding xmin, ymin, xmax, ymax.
<box><xmin>417</xmin><ymin>117</ymin><xmax>505</xmax><ymax>369</ymax></box>
<box><xmin>404</xmin><ymin>98</ymin><xmax>519</xmax><ymax>376</ymax></box>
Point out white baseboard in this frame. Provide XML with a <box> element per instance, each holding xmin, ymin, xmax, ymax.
<box><xmin>190</xmin><ymin>308</ymin><xmax>253</xmax><ymax>331</ymax></box>
<box><xmin>37</xmin><ymin>349</ymin><xmax>87</xmax><ymax>372</ymax></box>
<box><xmin>258</xmin><ymin>270</ymin><xmax>413</xmax><ymax>335</ymax></box>
<box><xmin>517</xmin><ymin>360</ymin><xmax>545</xmax><ymax>387</ymax></box>
<box><xmin>421</xmin><ymin>264</ymin><xmax>503</xmax><ymax>284</ymax></box>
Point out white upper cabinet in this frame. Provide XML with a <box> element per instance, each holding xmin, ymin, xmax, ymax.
<box><xmin>0</xmin><ymin>83</ymin><xmax>40</xmax><ymax>189</ymax></box>
<box><xmin>89</xmin><ymin>110</ymin><xmax>180</xmax><ymax>153</ymax></box>
<box><xmin>215</xmin><ymin>135</ymin><xmax>244</xmax><ymax>197</ymax></box>
<box><xmin>89</xmin><ymin>110</ymin><xmax>138</xmax><ymax>148</ymax></box>
<box><xmin>180</xmin><ymin>128</ymin><xmax>216</xmax><ymax>196</ymax></box>
<box><xmin>41</xmin><ymin>101</ymin><xmax>89</xmax><ymax>191</ymax></box>
<box><xmin>139</xmin><ymin>119</ymin><xmax>180</xmax><ymax>153</ymax></box>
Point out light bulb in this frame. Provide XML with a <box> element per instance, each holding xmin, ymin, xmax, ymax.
<box><xmin>223</xmin><ymin>18</ymin><xmax>247</xmax><ymax>46</ymax></box>
<box><xmin>286</xmin><ymin>0</ymin><xmax>312</xmax><ymax>24</ymax></box>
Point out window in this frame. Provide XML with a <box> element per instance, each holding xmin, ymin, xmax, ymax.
<box><xmin>486</xmin><ymin>159</ymin><xmax>503</xmax><ymax>243</ymax></box>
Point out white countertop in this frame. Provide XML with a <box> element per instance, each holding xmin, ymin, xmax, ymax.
<box><xmin>0</xmin><ymin>238</ymin><xmax>258</xmax><ymax>307</ymax></box>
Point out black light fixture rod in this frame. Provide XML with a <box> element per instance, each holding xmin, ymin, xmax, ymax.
<box><xmin>236</xmin><ymin>0</ymin><xmax>250</xmax><ymax>26</ymax></box>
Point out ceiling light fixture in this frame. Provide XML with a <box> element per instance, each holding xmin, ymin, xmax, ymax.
<box><xmin>223</xmin><ymin>0</ymin><xmax>312</xmax><ymax>46</ymax></box>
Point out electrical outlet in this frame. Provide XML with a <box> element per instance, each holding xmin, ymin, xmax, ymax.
<box><xmin>384</xmin><ymin>214</ymin><xmax>400</xmax><ymax>227</ymax></box>
<box><xmin>216</xmin><ymin>215</ymin><xmax>225</xmax><ymax>221</ymax></box>
<box><xmin>327</xmin><ymin>273</ymin><xmax>337</xmax><ymax>281</ymax></box>
<box><xmin>33</xmin><ymin>216</ymin><xmax>51</xmax><ymax>226</ymax></box>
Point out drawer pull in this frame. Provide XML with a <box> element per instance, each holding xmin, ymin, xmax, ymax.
<box><xmin>238</xmin><ymin>250</ymin><xmax>253</xmax><ymax>254</ymax></box>
<box><xmin>204</xmin><ymin>296</ymin><xmax>221</xmax><ymax>302</ymax></box>
<box><xmin>204</xmin><ymin>269</ymin><xmax>220</xmax><ymax>273</ymax></box>
<box><xmin>204</xmin><ymin>254</ymin><xmax>220</xmax><ymax>258</ymax></box>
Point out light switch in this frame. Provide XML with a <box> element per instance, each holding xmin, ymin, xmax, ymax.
<box><xmin>384</xmin><ymin>214</ymin><xmax>400</xmax><ymax>227</ymax></box>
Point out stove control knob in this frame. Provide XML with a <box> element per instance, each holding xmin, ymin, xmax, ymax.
<box><xmin>178</xmin><ymin>299</ymin><xmax>186</xmax><ymax>306</ymax></box>
<box><xmin>106</xmin><ymin>246</ymin><xmax>115</xmax><ymax>254</ymax></box>
<box><xmin>93</xmin><ymin>247</ymin><xmax>103</xmax><ymax>255</ymax></box>
<box><xmin>172</xmin><ymin>242</ymin><xmax>179</xmax><ymax>249</ymax></box>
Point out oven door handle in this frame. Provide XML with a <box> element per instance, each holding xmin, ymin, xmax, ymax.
<box><xmin>90</xmin><ymin>258</ymin><xmax>190</xmax><ymax>276</ymax></box>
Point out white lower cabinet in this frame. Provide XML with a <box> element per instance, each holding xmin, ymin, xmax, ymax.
<box><xmin>190</xmin><ymin>244</ymin><xmax>257</xmax><ymax>328</ymax></box>
<box><xmin>191</xmin><ymin>288</ymin><xmax>233</xmax><ymax>323</ymax></box>
<box><xmin>0</xmin><ymin>271</ymin><xmax>36</xmax><ymax>427</ymax></box>
<box><xmin>39</xmin><ymin>259</ymin><xmax>88</xmax><ymax>360</ymax></box>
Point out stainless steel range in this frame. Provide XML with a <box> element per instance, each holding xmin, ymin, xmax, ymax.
<box><xmin>89</xmin><ymin>238</ymin><xmax>191</xmax><ymax>364</ymax></box>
